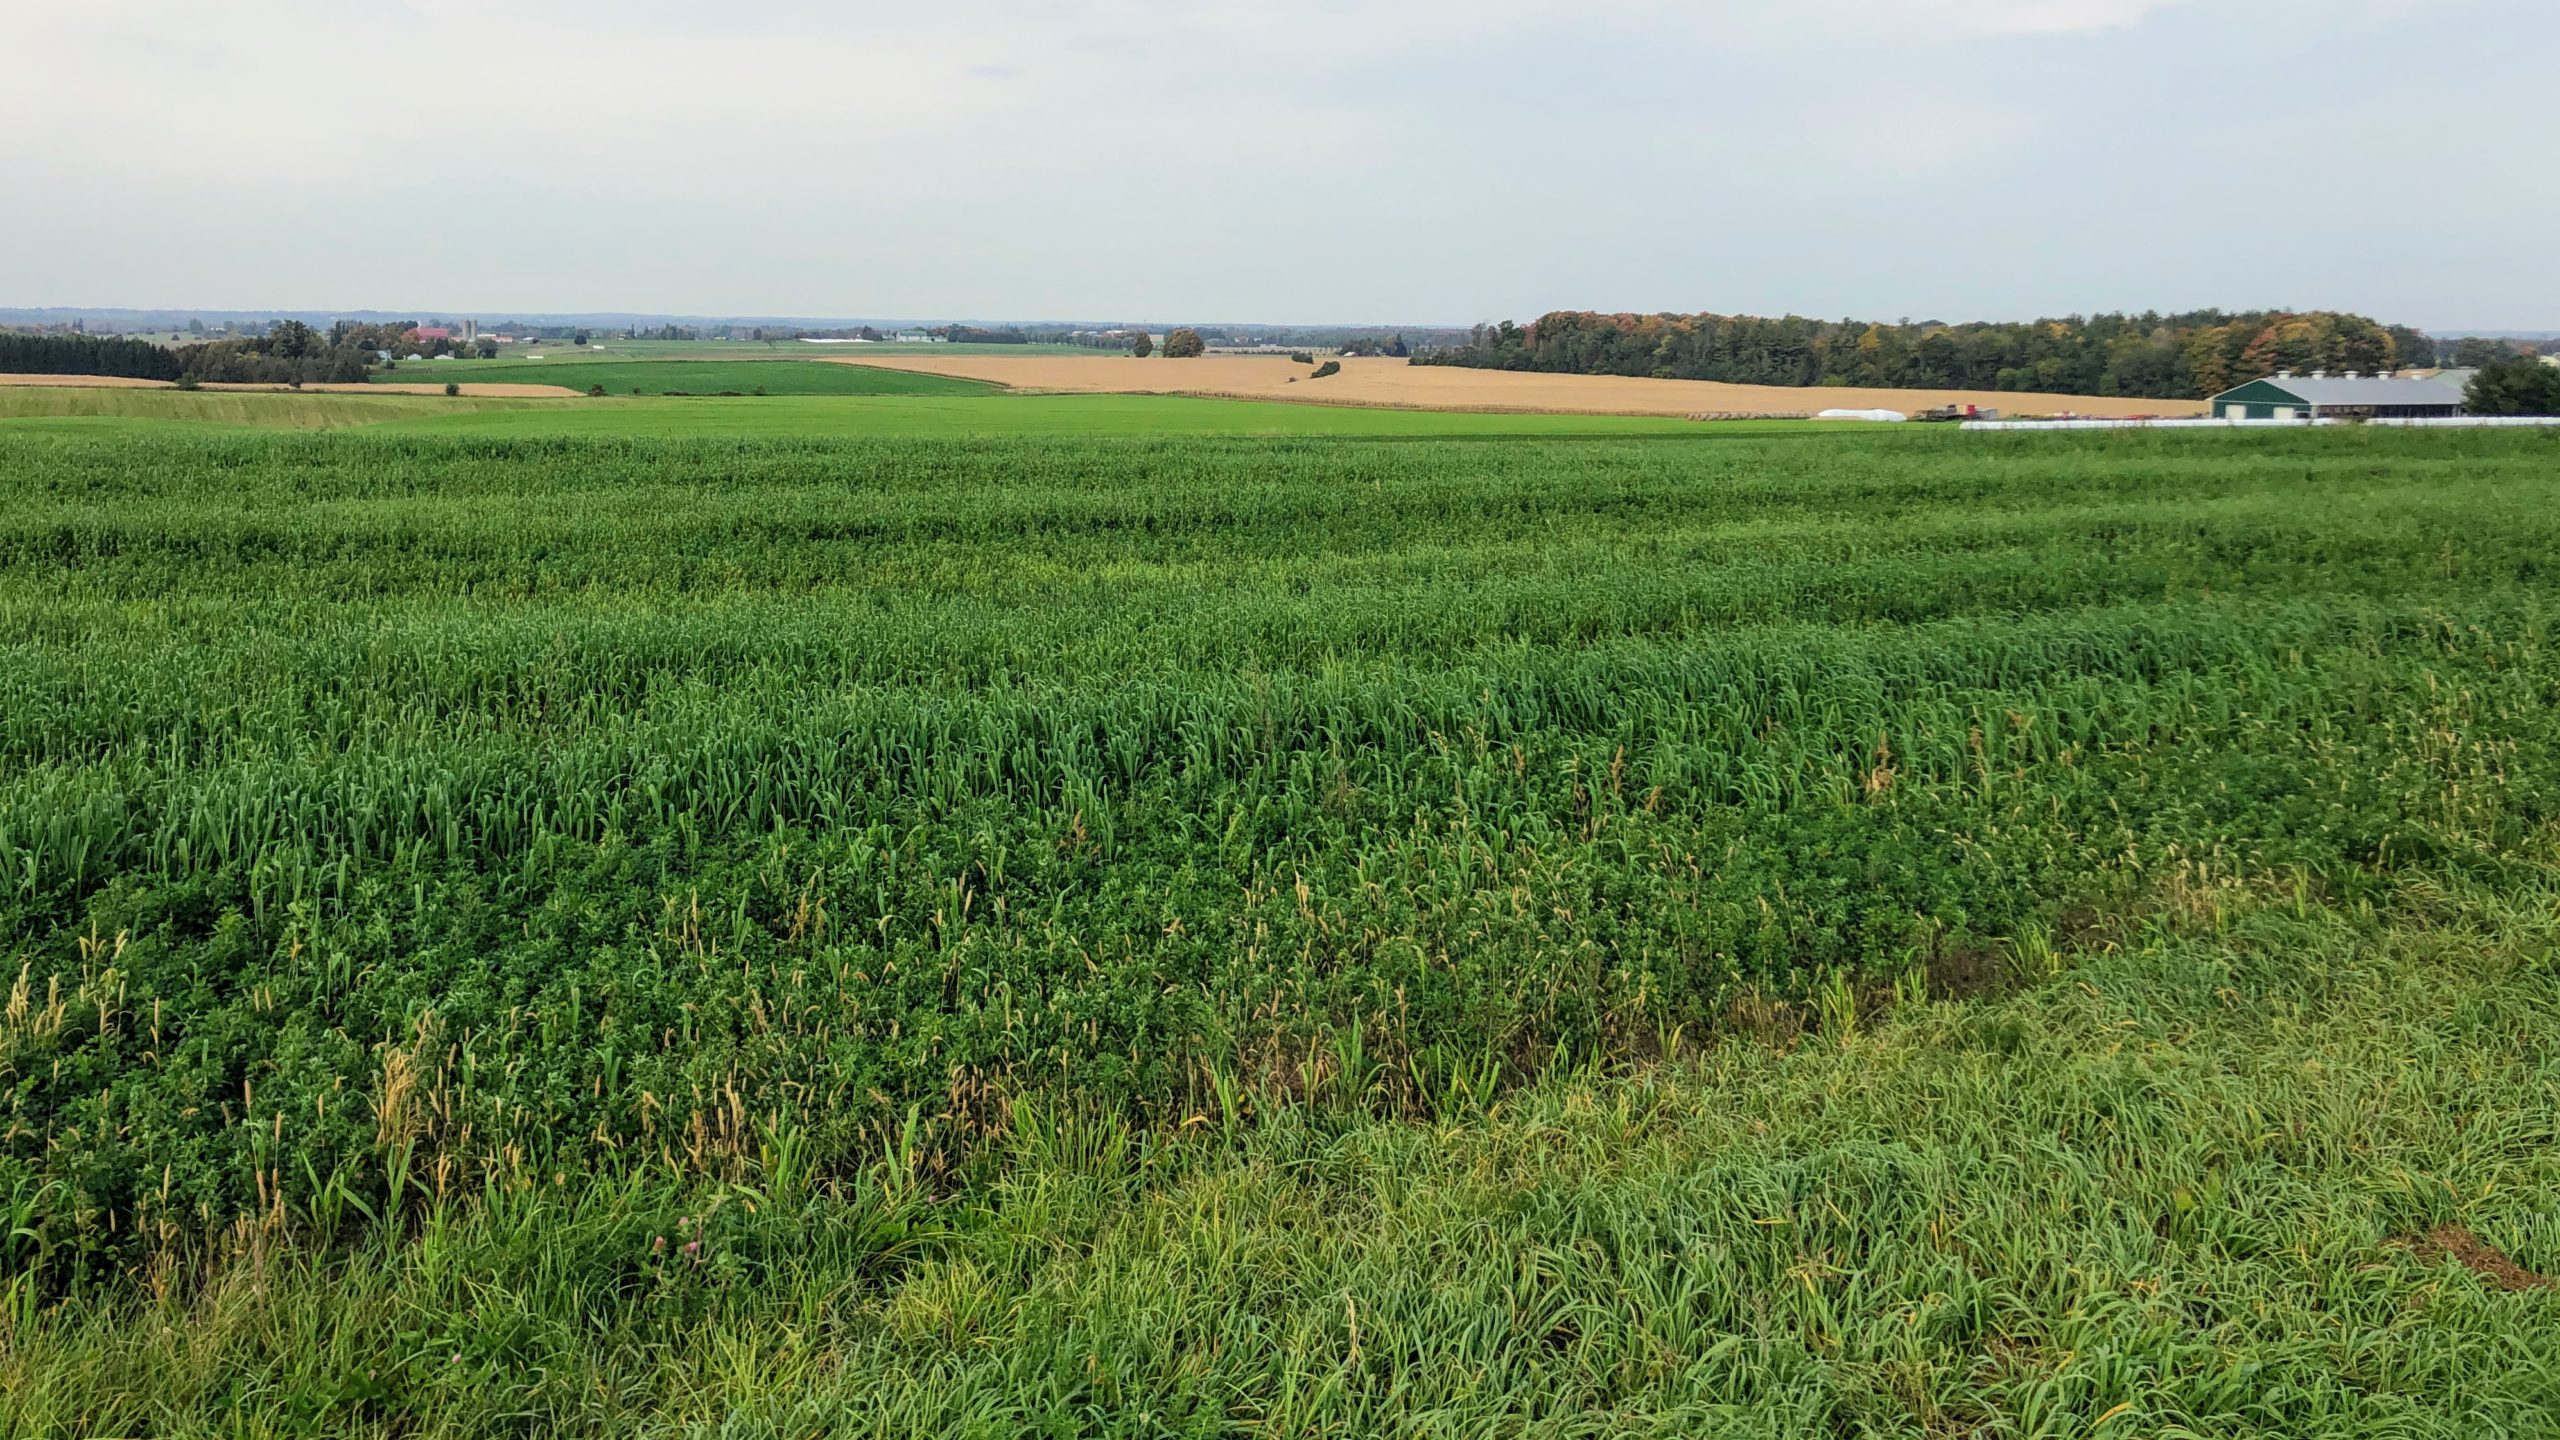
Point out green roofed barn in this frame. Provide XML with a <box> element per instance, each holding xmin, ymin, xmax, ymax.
<box><xmin>2209</xmin><ymin>369</ymin><xmax>2470</xmax><ymax>420</ymax></box>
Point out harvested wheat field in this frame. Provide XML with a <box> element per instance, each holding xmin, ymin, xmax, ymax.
<box><xmin>0</xmin><ymin>373</ymin><xmax>580</xmax><ymax>398</ymax></box>
<box><xmin>827</xmin><ymin>353</ymin><xmax>2205</xmax><ymax>418</ymax></box>
<box><xmin>0</xmin><ymin>373</ymin><xmax>176</xmax><ymax>389</ymax></box>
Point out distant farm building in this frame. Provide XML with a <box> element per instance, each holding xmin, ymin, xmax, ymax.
<box><xmin>2209</xmin><ymin>370</ymin><xmax>2468</xmax><ymax>420</ymax></box>
<box><xmin>411</xmin><ymin>326</ymin><xmax>454</xmax><ymax>343</ymax></box>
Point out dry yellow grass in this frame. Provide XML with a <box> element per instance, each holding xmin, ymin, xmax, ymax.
<box><xmin>0</xmin><ymin>374</ymin><xmax>169</xmax><ymax>389</ymax></box>
<box><xmin>0</xmin><ymin>374</ymin><xmax>579</xmax><ymax>398</ymax></box>
<box><xmin>826</xmin><ymin>354</ymin><xmax>2205</xmax><ymax>419</ymax></box>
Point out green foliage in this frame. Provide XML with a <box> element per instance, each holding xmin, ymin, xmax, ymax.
<box><xmin>0</xmin><ymin>333</ymin><xmax>184</xmax><ymax>382</ymax></box>
<box><xmin>5</xmin><ymin>873</ymin><xmax>2554</xmax><ymax>1436</ymax></box>
<box><xmin>1310</xmin><ymin>359</ymin><xmax>1342</xmax><ymax>379</ymax></box>
<box><xmin>2450</xmin><ymin>336</ymin><xmax>2521</xmax><ymax>370</ymax></box>
<box><xmin>2463</xmin><ymin>353</ymin><xmax>2560</xmax><ymax>416</ymax></box>
<box><xmin>1130</xmin><ymin>332</ymin><xmax>1154</xmax><ymax>358</ymax></box>
<box><xmin>372</xmin><ymin>393</ymin><xmax>1720</xmax><ymax>439</ymax></box>
<box><xmin>4</xmin><ymin>387</ymin><xmax>1727</xmax><ymax>438</ymax></box>
<box><xmin>1</xmin><ymin>425</ymin><xmax>2557</xmax><ymax>1432</ymax></box>
<box><xmin>1433</xmin><ymin>309</ymin><xmax>2427</xmax><ymax>399</ymax></box>
<box><xmin>177</xmin><ymin>328</ymin><xmax>375</xmax><ymax>386</ymax></box>
<box><xmin>1162</xmin><ymin>328</ymin><xmax>1206</xmax><ymax>359</ymax></box>
<box><xmin>442</xmin><ymin>381</ymin><xmax>459</xmax><ymax>397</ymax></box>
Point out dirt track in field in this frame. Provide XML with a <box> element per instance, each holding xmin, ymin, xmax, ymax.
<box><xmin>824</xmin><ymin>354</ymin><xmax>2205</xmax><ymax>419</ymax></box>
<box><xmin>0</xmin><ymin>374</ymin><xmax>581</xmax><ymax>398</ymax></box>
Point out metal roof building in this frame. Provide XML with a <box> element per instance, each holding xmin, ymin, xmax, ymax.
<box><xmin>2209</xmin><ymin>370</ymin><xmax>2470</xmax><ymax>420</ymax></box>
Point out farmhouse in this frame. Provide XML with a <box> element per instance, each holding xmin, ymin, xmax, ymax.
<box><xmin>2209</xmin><ymin>369</ymin><xmax>2468</xmax><ymax>420</ymax></box>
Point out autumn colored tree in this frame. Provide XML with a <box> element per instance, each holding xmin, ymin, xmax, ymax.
<box><xmin>2237</xmin><ymin>313</ymin><xmax>2394</xmax><ymax>381</ymax></box>
<box><xmin>2386</xmin><ymin>325</ymin><xmax>2438</xmax><ymax>370</ymax></box>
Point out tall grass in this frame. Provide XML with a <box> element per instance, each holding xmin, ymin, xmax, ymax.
<box><xmin>5</xmin><ymin>869</ymin><xmax>2552</xmax><ymax>1435</ymax></box>
<box><xmin>0</xmin><ymin>424</ymin><xmax>2555</xmax><ymax>1431</ymax></box>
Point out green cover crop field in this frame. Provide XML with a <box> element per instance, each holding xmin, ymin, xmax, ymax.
<box><xmin>1</xmin><ymin>421</ymin><xmax>2556</xmax><ymax>1434</ymax></box>
<box><xmin>0</xmin><ymin>385</ymin><xmax>1721</xmax><ymax>438</ymax></box>
<box><xmin>370</xmin><ymin>358</ymin><xmax>999</xmax><ymax>396</ymax></box>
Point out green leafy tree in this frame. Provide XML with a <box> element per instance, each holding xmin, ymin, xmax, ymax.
<box><xmin>1162</xmin><ymin>329</ymin><xmax>1206</xmax><ymax>359</ymax></box>
<box><xmin>266</xmin><ymin>319</ymin><xmax>319</xmax><ymax>360</ymax></box>
<box><xmin>2462</xmin><ymin>354</ymin><xmax>2560</xmax><ymax>416</ymax></box>
<box><xmin>1429</xmin><ymin>308</ymin><xmax>2414</xmax><ymax>400</ymax></box>
<box><xmin>2450</xmin><ymin>337</ymin><xmax>2517</xmax><ymax>370</ymax></box>
<box><xmin>1130</xmin><ymin>332</ymin><xmax>1154</xmax><ymax>358</ymax></box>
<box><xmin>2386</xmin><ymin>326</ymin><xmax>2437</xmax><ymax>370</ymax></box>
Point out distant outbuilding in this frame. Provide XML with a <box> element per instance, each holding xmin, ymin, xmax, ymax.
<box><xmin>2209</xmin><ymin>369</ymin><xmax>2469</xmax><ymax>420</ymax></box>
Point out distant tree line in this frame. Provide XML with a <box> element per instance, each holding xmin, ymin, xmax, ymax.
<box><xmin>1419</xmin><ymin>310</ymin><xmax>2446</xmax><ymax>400</ymax></box>
<box><xmin>937</xmin><ymin>326</ymin><xmax>1034</xmax><ymax>345</ymax></box>
<box><xmin>2443</xmin><ymin>335</ymin><xmax>2544</xmax><ymax>370</ymax></box>
<box><xmin>0</xmin><ymin>322</ymin><xmax>413</xmax><ymax>385</ymax></box>
<box><xmin>176</xmin><ymin>320</ymin><xmax>382</xmax><ymax>385</ymax></box>
<box><xmin>0</xmin><ymin>333</ymin><xmax>184</xmax><ymax>381</ymax></box>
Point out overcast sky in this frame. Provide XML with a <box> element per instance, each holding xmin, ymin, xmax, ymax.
<box><xmin>6</xmin><ymin>0</ymin><xmax>2553</xmax><ymax>328</ymax></box>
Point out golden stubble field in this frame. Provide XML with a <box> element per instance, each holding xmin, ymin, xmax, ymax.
<box><xmin>825</xmin><ymin>353</ymin><xmax>2207</xmax><ymax>418</ymax></box>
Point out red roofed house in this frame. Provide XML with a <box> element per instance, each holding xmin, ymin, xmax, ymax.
<box><xmin>410</xmin><ymin>326</ymin><xmax>454</xmax><ymax>342</ymax></box>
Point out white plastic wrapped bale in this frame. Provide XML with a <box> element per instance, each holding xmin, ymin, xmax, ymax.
<box><xmin>1813</xmin><ymin>408</ymin><xmax>1907</xmax><ymax>422</ymax></box>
